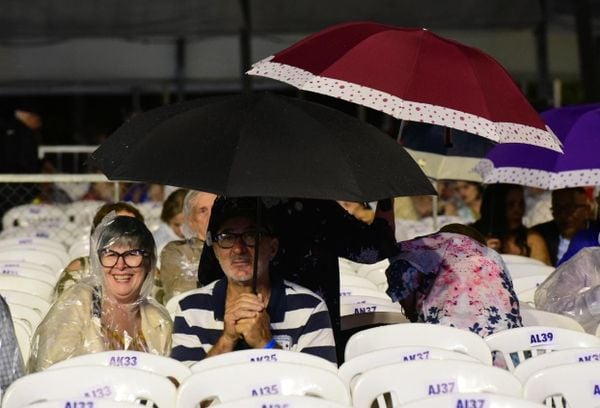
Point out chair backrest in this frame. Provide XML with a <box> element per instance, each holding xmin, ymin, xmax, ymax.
<box><xmin>1</xmin><ymin>365</ymin><xmax>177</xmax><ymax>408</ymax></box>
<box><xmin>523</xmin><ymin>361</ymin><xmax>600</xmax><ymax>407</ymax></box>
<box><xmin>190</xmin><ymin>349</ymin><xmax>337</xmax><ymax>374</ymax></box>
<box><xmin>506</xmin><ymin>264</ymin><xmax>555</xmax><ymax>280</ymax></box>
<box><xmin>0</xmin><ymin>275</ymin><xmax>54</xmax><ymax>300</ymax></box>
<box><xmin>8</xmin><ymin>302</ymin><xmax>43</xmax><ymax>333</ymax></box>
<box><xmin>12</xmin><ymin>318</ymin><xmax>31</xmax><ymax>362</ymax></box>
<box><xmin>511</xmin><ymin>274</ymin><xmax>551</xmax><ymax>294</ymax></box>
<box><xmin>340</xmin><ymin>295</ymin><xmax>405</xmax><ymax>317</ymax></box>
<box><xmin>517</xmin><ymin>287</ymin><xmax>537</xmax><ymax>305</ymax></box>
<box><xmin>519</xmin><ymin>308</ymin><xmax>586</xmax><ymax>332</ymax></box>
<box><xmin>400</xmin><ymin>393</ymin><xmax>545</xmax><ymax>408</ymax></box>
<box><xmin>340</xmin><ymin>310</ymin><xmax>409</xmax><ymax>331</ymax></box>
<box><xmin>344</xmin><ymin>323</ymin><xmax>493</xmax><ymax>365</ymax></box>
<box><xmin>1</xmin><ymin>289</ymin><xmax>51</xmax><ymax>316</ymax></box>
<box><xmin>21</xmin><ymin>399</ymin><xmax>141</xmax><ymax>408</ymax></box>
<box><xmin>501</xmin><ymin>254</ymin><xmax>546</xmax><ymax>265</ymax></box>
<box><xmin>338</xmin><ymin>345</ymin><xmax>482</xmax><ymax>387</ymax></box>
<box><xmin>215</xmin><ymin>395</ymin><xmax>352</xmax><ymax>408</ymax></box>
<box><xmin>69</xmin><ymin>238</ymin><xmax>91</xmax><ymax>259</ymax></box>
<box><xmin>351</xmin><ymin>360</ymin><xmax>523</xmax><ymax>408</ymax></box>
<box><xmin>484</xmin><ymin>326</ymin><xmax>600</xmax><ymax>371</ymax></box>
<box><xmin>513</xmin><ymin>346</ymin><xmax>600</xmax><ymax>383</ymax></box>
<box><xmin>0</xmin><ymin>236</ymin><xmax>66</xmax><ymax>252</ymax></box>
<box><xmin>340</xmin><ymin>285</ymin><xmax>390</xmax><ymax>300</ymax></box>
<box><xmin>340</xmin><ymin>274</ymin><xmax>379</xmax><ymax>291</ymax></box>
<box><xmin>0</xmin><ymin>262</ymin><xmax>57</xmax><ymax>286</ymax></box>
<box><xmin>0</xmin><ymin>244</ymin><xmax>69</xmax><ymax>270</ymax></box>
<box><xmin>0</xmin><ymin>248</ymin><xmax>65</xmax><ymax>275</ymax></box>
<box><xmin>47</xmin><ymin>350</ymin><xmax>192</xmax><ymax>384</ymax></box>
<box><xmin>177</xmin><ymin>362</ymin><xmax>350</xmax><ymax>407</ymax></box>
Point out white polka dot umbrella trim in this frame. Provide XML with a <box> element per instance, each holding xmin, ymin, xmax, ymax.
<box><xmin>248</xmin><ymin>57</ymin><xmax>563</xmax><ymax>153</ymax></box>
<box><xmin>474</xmin><ymin>159</ymin><xmax>600</xmax><ymax>190</ymax></box>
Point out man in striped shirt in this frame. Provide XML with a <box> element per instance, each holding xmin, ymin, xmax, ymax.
<box><xmin>170</xmin><ymin>197</ymin><xmax>337</xmax><ymax>365</ymax></box>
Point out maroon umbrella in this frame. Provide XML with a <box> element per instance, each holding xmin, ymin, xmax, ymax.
<box><xmin>248</xmin><ymin>21</ymin><xmax>562</xmax><ymax>152</ymax></box>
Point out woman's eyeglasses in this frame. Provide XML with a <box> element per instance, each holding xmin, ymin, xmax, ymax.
<box><xmin>99</xmin><ymin>249</ymin><xmax>147</xmax><ymax>268</ymax></box>
<box><xmin>213</xmin><ymin>230</ymin><xmax>268</xmax><ymax>249</ymax></box>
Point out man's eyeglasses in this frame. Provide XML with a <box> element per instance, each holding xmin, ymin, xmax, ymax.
<box><xmin>99</xmin><ymin>249</ymin><xmax>147</xmax><ymax>268</ymax></box>
<box><xmin>213</xmin><ymin>230</ymin><xmax>269</xmax><ymax>249</ymax></box>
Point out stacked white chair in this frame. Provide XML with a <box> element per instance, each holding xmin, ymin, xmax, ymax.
<box><xmin>0</xmin><ymin>275</ymin><xmax>54</xmax><ymax>300</ymax></box>
<box><xmin>24</xmin><ymin>400</ymin><xmax>141</xmax><ymax>408</ymax></box>
<box><xmin>0</xmin><ymin>260</ymin><xmax>57</xmax><ymax>286</ymax></box>
<box><xmin>1</xmin><ymin>365</ymin><xmax>177</xmax><ymax>407</ymax></box>
<box><xmin>400</xmin><ymin>393</ymin><xmax>545</xmax><ymax>407</ymax></box>
<box><xmin>351</xmin><ymin>360</ymin><xmax>522</xmax><ymax>407</ymax></box>
<box><xmin>2</xmin><ymin>204</ymin><xmax>68</xmax><ymax>230</ymax></box>
<box><xmin>523</xmin><ymin>361</ymin><xmax>600</xmax><ymax>407</ymax></box>
<box><xmin>344</xmin><ymin>323</ymin><xmax>493</xmax><ymax>365</ymax></box>
<box><xmin>12</xmin><ymin>318</ymin><xmax>31</xmax><ymax>362</ymax></box>
<box><xmin>513</xmin><ymin>346</ymin><xmax>600</xmax><ymax>383</ymax></box>
<box><xmin>47</xmin><ymin>350</ymin><xmax>192</xmax><ymax>385</ymax></box>
<box><xmin>68</xmin><ymin>238</ymin><xmax>91</xmax><ymax>259</ymax></box>
<box><xmin>7</xmin><ymin>302</ymin><xmax>43</xmax><ymax>334</ymax></box>
<box><xmin>177</xmin><ymin>361</ymin><xmax>350</xmax><ymax>407</ymax></box>
<box><xmin>1</xmin><ymin>289</ymin><xmax>51</xmax><ymax>317</ymax></box>
<box><xmin>0</xmin><ymin>248</ymin><xmax>66</xmax><ymax>276</ymax></box>
<box><xmin>511</xmin><ymin>274</ymin><xmax>551</xmax><ymax>296</ymax></box>
<box><xmin>190</xmin><ymin>348</ymin><xmax>337</xmax><ymax>374</ymax></box>
<box><xmin>484</xmin><ymin>326</ymin><xmax>600</xmax><ymax>371</ymax></box>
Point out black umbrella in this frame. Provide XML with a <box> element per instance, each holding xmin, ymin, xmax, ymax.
<box><xmin>89</xmin><ymin>92</ymin><xmax>435</xmax><ymax>202</ymax></box>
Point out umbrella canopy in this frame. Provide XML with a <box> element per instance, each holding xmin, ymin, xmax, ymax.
<box><xmin>247</xmin><ymin>21</ymin><xmax>562</xmax><ymax>152</ymax></box>
<box><xmin>89</xmin><ymin>92</ymin><xmax>436</xmax><ymax>201</ymax></box>
<box><xmin>401</xmin><ymin>122</ymin><xmax>495</xmax><ymax>182</ymax></box>
<box><xmin>475</xmin><ymin>104</ymin><xmax>600</xmax><ymax>189</ymax></box>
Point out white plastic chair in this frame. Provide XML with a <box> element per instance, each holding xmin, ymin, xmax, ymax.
<box><xmin>517</xmin><ymin>287</ymin><xmax>537</xmax><ymax>305</ymax></box>
<box><xmin>513</xmin><ymin>346</ymin><xmax>600</xmax><ymax>383</ymax></box>
<box><xmin>340</xmin><ymin>274</ymin><xmax>379</xmax><ymax>291</ymax></box>
<box><xmin>484</xmin><ymin>326</ymin><xmax>600</xmax><ymax>371</ymax></box>
<box><xmin>351</xmin><ymin>360</ymin><xmax>523</xmax><ymax>408</ymax></box>
<box><xmin>190</xmin><ymin>348</ymin><xmax>337</xmax><ymax>373</ymax></box>
<box><xmin>338</xmin><ymin>345</ymin><xmax>482</xmax><ymax>387</ymax></box>
<box><xmin>0</xmin><ymin>236</ymin><xmax>66</xmax><ymax>253</ymax></box>
<box><xmin>523</xmin><ymin>361</ymin><xmax>600</xmax><ymax>407</ymax></box>
<box><xmin>0</xmin><ymin>240</ymin><xmax>70</xmax><ymax>268</ymax></box>
<box><xmin>215</xmin><ymin>395</ymin><xmax>352</xmax><ymax>407</ymax></box>
<box><xmin>400</xmin><ymin>393</ymin><xmax>545</xmax><ymax>408</ymax></box>
<box><xmin>340</xmin><ymin>310</ymin><xmax>410</xmax><ymax>331</ymax></box>
<box><xmin>24</xmin><ymin>400</ymin><xmax>141</xmax><ymax>408</ymax></box>
<box><xmin>511</xmin><ymin>274</ymin><xmax>550</xmax><ymax>295</ymax></box>
<box><xmin>501</xmin><ymin>254</ymin><xmax>546</xmax><ymax>265</ymax></box>
<box><xmin>340</xmin><ymin>285</ymin><xmax>390</xmax><ymax>300</ymax></box>
<box><xmin>176</xmin><ymin>362</ymin><xmax>351</xmax><ymax>407</ymax></box>
<box><xmin>47</xmin><ymin>350</ymin><xmax>192</xmax><ymax>384</ymax></box>
<box><xmin>1</xmin><ymin>365</ymin><xmax>177</xmax><ymax>408</ymax></box>
<box><xmin>520</xmin><ymin>308</ymin><xmax>586</xmax><ymax>332</ymax></box>
<box><xmin>344</xmin><ymin>323</ymin><xmax>493</xmax><ymax>365</ymax></box>
<box><xmin>12</xmin><ymin>318</ymin><xmax>31</xmax><ymax>362</ymax></box>
<box><xmin>1</xmin><ymin>289</ymin><xmax>51</xmax><ymax>316</ymax></box>
<box><xmin>69</xmin><ymin>238</ymin><xmax>91</xmax><ymax>259</ymax></box>
<box><xmin>0</xmin><ymin>248</ymin><xmax>65</xmax><ymax>275</ymax></box>
<box><xmin>2</xmin><ymin>204</ymin><xmax>68</xmax><ymax>230</ymax></box>
<box><xmin>506</xmin><ymin>264</ymin><xmax>555</xmax><ymax>279</ymax></box>
<box><xmin>340</xmin><ymin>295</ymin><xmax>405</xmax><ymax>317</ymax></box>
<box><xmin>0</xmin><ymin>262</ymin><xmax>57</xmax><ymax>285</ymax></box>
<box><xmin>8</xmin><ymin>302</ymin><xmax>43</xmax><ymax>333</ymax></box>
<box><xmin>0</xmin><ymin>275</ymin><xmax>54</xmax><ymax>300</ymax></box>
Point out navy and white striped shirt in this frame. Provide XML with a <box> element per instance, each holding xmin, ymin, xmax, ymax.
<box><xmin>171</xmin><ymin>276</ymin><xmax>337</xmax><ymax>365</ymax></box>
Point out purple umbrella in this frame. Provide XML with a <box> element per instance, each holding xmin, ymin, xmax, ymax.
<box><xmin>475</xmin><ymin>104</ymin><xmax>600</xmax><ymax>189</ymax></box>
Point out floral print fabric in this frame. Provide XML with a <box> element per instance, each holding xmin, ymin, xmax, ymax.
<box><xmin>386</xmin><ymin>232</ymin><xmax>522</xmax><ymax>337</ymax></box>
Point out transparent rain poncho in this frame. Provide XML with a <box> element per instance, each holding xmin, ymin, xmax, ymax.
<box><xmin>535</xmin><ymin>247</ymin><xmax>600</xmax><ymax>334</ymax></box>
<box><xmin>28</xmin><ymin>215</ymin><xmax>173</xmax><ymax>372</ymax></box>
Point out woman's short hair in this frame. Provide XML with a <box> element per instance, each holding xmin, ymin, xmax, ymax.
<box><xmin>160</xmin><ymin>188</ymin><xmax>189</xmax><ymax>223</ymax></box>
<box><xmin>92</xmin><ymin>202</ymin><xmax>144</xmax><ymax>233</ymax></box>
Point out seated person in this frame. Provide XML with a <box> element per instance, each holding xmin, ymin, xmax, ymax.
<box><xmin>170</xmin><ymin>197</ymin><xmax>337</xmax><ymax>366</ymax></box>
<box><xmin>557</xmin><ymin>225</ymin><xmax>600</xmax><ymax>266</ymax></box>
<box><xmin>531</xmin><ymin>187</ymin><xmax>595</xmax><ymax>266</ymax></box>
<box><xmin>471</xmin><ymin>183</ymin><xmax>550</xmax><ymax>265</ymax></box>
<box><xmin>535</xmin><ymin>246</ymin><xmax>600</xmax><ymax>334</ymax></box>
<box><xmin>153</xmin><ymin>188</ymin><xmax>188</xmax><ymax>254</ymax></box>
<box><xmin>28</xmin><ymin>215</ymin><xmax>172</xmax><ymax>372</ymax></box>
<box><xmin>385</xmin><ymin>223</ymin><xmax>522</xmax><ymax>337</ymax></box>
<box><xmin>159</xmin><ymin>191</ymin><xmax>216</xmax><ymax>303</ymax></box>
<box><xmin>54</xmin><ymin>202</ymin><xmax>144</xmax><ymax>299</ymax></box>
<box><xmin>0</xmin><ymin>295</ymin><xmax>24</xmax><ymax>394</ymax></box>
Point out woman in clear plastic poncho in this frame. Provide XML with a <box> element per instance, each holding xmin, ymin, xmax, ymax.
<box><xmin>535</xmin><ymin>246</ymin><xmax>600</xmax><ymax>334</ymax></box>
<box><xmin>28</xmin><ymin>215</ymin><xmax>173</xmax><ymax>372</ymax></box>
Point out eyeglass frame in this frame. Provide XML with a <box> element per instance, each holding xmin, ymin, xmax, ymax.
<box><xmin>98</xmin><ymin>248</ymin><xmax>148</xmax><ymax>268</ymax></box>
<box><xmin>210</xmin><ymin>229</ymin><xmax>271</xmax><ymax>249</ymax></box>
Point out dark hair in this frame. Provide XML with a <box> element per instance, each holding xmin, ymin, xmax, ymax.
<box><xmin>96</xmin><ymin>216</ymin><xmax>156</xmax><ymax>270</ymax></box>
<box><xmin>92</xmin><ymin>202</ymin><xmax>144</xmax><ymax>233</ymax></box>
<box><xmin>160</xmin><ymin>188</ymin><xmax>188</xmax><ymax>223</ymax></box>
<box><xmin>472</xmin><ymin>183</ymin><xmax>530</xmax><ymax>255</ymax></box>
<box><xmin>207</xmin><ymin>197</ymin><xmax>274</xmax><ymax>239</ymax></box>
<box><xmin>439</xmin><ymin>223</ymin><xmax>487</xmax><ymax>245</ymax></box>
